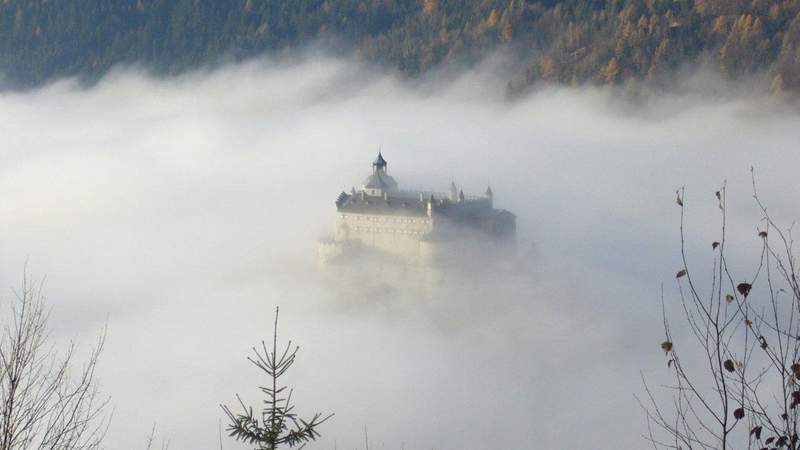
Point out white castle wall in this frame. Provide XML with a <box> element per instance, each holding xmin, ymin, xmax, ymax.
<box><xmin>335</xmin><ymin>212</ymin><xmax>433</xmax><ymax>261</ymax></box>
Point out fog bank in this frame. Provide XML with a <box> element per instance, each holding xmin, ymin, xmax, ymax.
<box><xmin>1</xmin><ymin>56</ymin><xmax>799</xmax><ymax>449</ymax></box>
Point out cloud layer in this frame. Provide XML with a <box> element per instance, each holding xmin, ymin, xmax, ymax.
<box><xmin>1</xmin><ymin>56</ymin><xmax>799</xmax><ymax>449</ymax></box>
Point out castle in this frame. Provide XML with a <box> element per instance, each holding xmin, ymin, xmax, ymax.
<box><xmin>318</xmin><ymin>152</ymin><xmax>516</xmax><ymax>267</ymax></box>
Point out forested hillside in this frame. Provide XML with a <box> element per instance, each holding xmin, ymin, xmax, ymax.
<box><xmin>1</xmin><ymin>0</ymin><xmax>798</xmax><ymax>93</ymax></box>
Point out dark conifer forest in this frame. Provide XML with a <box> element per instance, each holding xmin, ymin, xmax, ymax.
<box><xmin>1</xmin><ymin>0</ymin><xmax>797</xmax><ymax>92</ymax></box>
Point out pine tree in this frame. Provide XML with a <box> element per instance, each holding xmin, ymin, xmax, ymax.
<box><xmin>604</xmin><ymin>56</ymin><xmax>620</xmax><ymax>83</ymax></box>
<box><xmin>221</xmin><ymin>307</ymin><xmax>332</xmax><ymax>450</ymax></box>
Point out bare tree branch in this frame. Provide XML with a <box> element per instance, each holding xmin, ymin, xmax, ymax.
<box><xmin>644</xmin><ymin>181</ymin><xmax>800</xmax><ymax>449</ymax></box>
<box><xmin>1</xmin><ymin>271</ymin><xmax>110</xmax><ymax>450</ymax></box>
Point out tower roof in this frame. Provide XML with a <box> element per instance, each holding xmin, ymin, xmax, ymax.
<box><xmin>373</xmin><ymin>151</ymin><xmax>387</xmax><ymax>169</ymax></box>
<box><xmin>363</xmin><ymin>171</ymin><xmax>397</xmax><ymax>190</ymax></box>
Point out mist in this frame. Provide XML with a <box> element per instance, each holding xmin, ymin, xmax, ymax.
<box><xmin>1</xmin><ymin>55</ymin><xmax>799</xmax><ymax>450</ymax></box>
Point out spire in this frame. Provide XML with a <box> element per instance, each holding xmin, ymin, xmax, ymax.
<box><xmin>372</xmin><ymin>150</ymin><xmax>387</xmax><ymax>173</ymax></box>
<box><xmin>449</xmin><ymin>181</ymin><xmax>458</xmax><ymax>201</ymax></box>
<box><xmin>458</xmin><ymin>189</ymin><xmax>465</xmax><ymax>203</ymax></box>
<box><xmin>485</xmin><ymin>185</ymin><xmax>493</xmax><ymax>198</ymax></box>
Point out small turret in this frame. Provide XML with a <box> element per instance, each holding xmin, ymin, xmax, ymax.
<box><xmin>372</xmin><ymin>151</ymin><xmax>388</xmax><ymax>174</ymax></box>
<box><xmin>363</xmin><ymin>151</ymin><xmax>398</xmax><ymax>196</ymax></box>
<box><xmin>335</xmin><ymin>191</ymin><xmax>350</xmax><ymax>209</ymax></box>
<box><xmin>449</xmin><ymin>181</ymin><xmax>458</xmax><ymax>202</ymax></box>
<box><xmin>485</xmin><ymin>185</ymin><xmax>493</xmax><ymax>207</ymax></box>
<box><xmin>458</xmin><ymin>189</ymin><xmax>465</xmax><ymax>203</ymax></box>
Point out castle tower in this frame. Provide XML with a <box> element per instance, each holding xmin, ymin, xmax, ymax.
<box><xmin>363</xmin><ymin>151</ymin><xmax>398</xmax><ymax>196</ymax></box>
<box><xmin>373</xmin><ymin>151</ymin><xmax>388</xmax><ymax>174</ymax></box>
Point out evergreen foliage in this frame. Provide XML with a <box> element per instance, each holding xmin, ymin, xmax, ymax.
<box><xmin>1</xmin><ymin>0</ymin><xmax>799</xmax><ymax>93</ymax></box>
<box><xmin>221</xmin><ymin>307</ymin><xmax>332</xmax><ymax>450</ymax></box>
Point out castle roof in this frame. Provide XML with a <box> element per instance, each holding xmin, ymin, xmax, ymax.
<box><xmin>362</xmin><ymin>171</ymin><xmax>398</xmax><ymax>191</ymax></box>
<box><xmin>337</xmin><ymin>194</ymin><xmax>428</xmax><ymax>217</ymax></box>
<box><xmin>373</xmin><ymin>151</ymin><xmax>387</xmax><ymax>168</ymax></box>
<box><xmin>330</xmin><ymin>152</ymin><xmax>516</xmax><ymax>247</ymax></box>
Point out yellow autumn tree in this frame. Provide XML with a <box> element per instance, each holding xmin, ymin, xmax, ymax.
<box><xmin>604</xmin><ymin>57</ymin><xmax>620</xmax><ymax>83</ymax></box>
<box><xmin>720</xmin><ymin>14</ymin><xmax>769</xmax><ymax>78</ymax></box>
<box><xmin>771</xmin><ymin>73</ymin><xmax>785</xmax><ymax>94</ymax></box>
<box><xmin>539</xmin><ymin>56</ymin><xmax>557</xmax><ymax>81</ymax></box>
<box><xmin>487</xmin><ymin>9</ymin><xmax>499</xmax><ymax>29</ymax></box>
<box><xmin>500</xmin><ymin>15</ymin><xmax>513</xmax><ymax>43</ymax></box>
<box><xmin>423</xmin><ymin>0</ymin><xmax>437</xmax><ymax>15</ymax></box>
<box><xmin>647</xmin><ymin>37</ymin><xmax>671</xmax><ymax>80</ymax></box>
